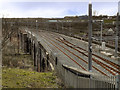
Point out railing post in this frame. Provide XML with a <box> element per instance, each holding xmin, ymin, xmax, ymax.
<box><xmin>115</xmin><ymin>74</ymin><xmax>120</xmax><ymax>90</ymax></box>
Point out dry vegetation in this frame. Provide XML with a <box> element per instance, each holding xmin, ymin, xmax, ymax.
<box><xmin>2</xmin><ymin>34</ymin><xmax>64</xmax><ymax>88</ymax></box>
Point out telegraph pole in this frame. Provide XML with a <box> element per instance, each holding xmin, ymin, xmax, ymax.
<box><xmin>88</xmin><ymin>2</ymin><xmax>92</xmax><ymax>72</ymax></box>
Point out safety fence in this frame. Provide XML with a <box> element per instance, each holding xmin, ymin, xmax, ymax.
<box><xmin>54</xmin><ymin>58</ymin><xmax>120</xmax><ymax>89</ymax></box>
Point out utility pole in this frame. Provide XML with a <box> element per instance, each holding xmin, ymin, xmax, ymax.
<box><xmin>115</xmin><ymin>2</ymin><xmax>120</xmax><ymax>90</ymax></box>
<box><xmin>18</xmin><ymin>21</ymin><xmax>19</xmax><ymax>54</ymax></box>
<box><xmin>57</xmin><ymin>20</ymin><xmax>58</xmax><ymax>32</ymax></box>
<box><xmin>61</xmin><ymin>20</ymin><xmax>63</xmax><ymax>33</ymax></box>
<box><xmin>88</xmin><ymin>2</ymin><xmax>92</xmax><ymax>72</ymax></box>
<box><xmin>36</xmin><ymin>20</ymin><xmax>38</xmax><ymax>32</ymax></box>
<box><xmin>100</xmin><ymin>20</ymin><xmax>103</xmax><ymax>46</ymax></box>
<box><xmin>46</xmin><ymin>21</ymin><xmax>47</xmax><ymax>31</ymax></box>
<box><xmin>31</xmin><ymin>21</ymin><xmax>33</xmax><ymax>41</ymax></box>
<box><xmin>115</xmin><ymin>13</ymin><xmax>119</xmax><ymax>57</ymax></box>
<box><xmin>27</xmin><ymin>19</ymin><xmax>29</xmax><ymax>29</ymax></box>
<box><xmin>69</xmin><ymin>20</ymin><xmax>71</xmax><ymax>36</ymax></box>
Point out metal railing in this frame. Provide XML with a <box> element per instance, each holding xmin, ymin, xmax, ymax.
<box><xmin>55</xmin><ymin>58</ymin><xmax>119</xmax><ymax>89</ymax></box>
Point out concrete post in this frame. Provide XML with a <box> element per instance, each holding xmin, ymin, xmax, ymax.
<box><xmin>40</xmin><ymin>48</ymin><xmax>42</xmax><ymax>72</ymax></box>
<box><xmin>88</xmin><ymin>2</ymin><xmax>92</xmax><ymax>72</ymax></box>
<box><xmin>29</xmin><ymin>38</ymin><xmax>31</xmax><ymax>55</ymax></box>
<box><xmin>23</xmin><ymin>34</ymin><xmax>27</xmax><ymax>53</ymax></box>
<box><xmin>88</xmin><ymin>3</ymin><xmax>93</xmax><ymax>88</ymax></box>
<box><xmin>34</xmin><ymin>43</ymin><xmax>36</xmax><ymax>67</ymax></box>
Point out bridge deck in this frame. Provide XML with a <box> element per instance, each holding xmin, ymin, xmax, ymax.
<box><xmin>21</xmin><ymin>27</ymin><xmax>120</xmax><ymax>78</ymax></box>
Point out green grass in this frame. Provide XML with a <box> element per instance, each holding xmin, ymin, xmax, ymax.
<box><xmin>2</xmin><ymin>34</ymin><xmax>64</xmax><ymax>88</ymax></box>
<box><xmin>2</xmin><ymin>67</ymin><xmax>60</xmax><ymax>88</ymax></box>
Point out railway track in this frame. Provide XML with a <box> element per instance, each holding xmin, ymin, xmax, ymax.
<box><xmin>41</xmin><ymin>31</ymin><xmax>120</xmax><ymax>76</ymax></box>
<box><xmin>47</xmin><ymin>31</ymin><xmax>120</xmax><ymax>68</ymax></box>
<box><xmin>60</xmin><ymin>38</ymin><xmax>120</xmax><ymax>70</ymax></box>
<box><xmin>39</xmin><ymin>32</ymin><xmax>114</xmax><ymax>77</ymax></box>
<box><xmin>27</xmin><ymin>29</ymin><xmax>119</xmax><ymax>77</ymax></box>
<box><xmin>72</xmin><ymin>35</ymin><xmax>120</xmax><ymax>52</ymax></box>
<box><xmin>56</xmin><ymin>38</ymin><xmax>120</xmax><ymax>75</ymax></box>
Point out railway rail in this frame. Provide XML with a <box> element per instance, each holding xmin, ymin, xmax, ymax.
<box><xmin>25</xmin><ymin>29</ymin><xmax>120</xmax><ymax>78</ymax></box>
<box><xmin>49</xmin><ymin>31</ymin><xmax>120</xmax><ymax>70</ymax></box>
<box><xmin>41</xmin><ymin>31</ymin><xmax>120</xmax><ymax>76</ymax></box>
<box><xmin>57</xmin><ymin>38</ymin><xmax>120</xmax><ymax>71</ymax></box>
<box><xmin>37</xmin><ymin>31</ymin><xmax>118</xmax><ymax>77</ymax></box>
<box><xmin>40</xmin><ymin>33</ymin><xmax>109</xmax><ymax>77</ymax></box>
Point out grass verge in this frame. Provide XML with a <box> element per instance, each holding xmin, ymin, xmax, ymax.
<box><xmin>2</xmin><ymin>67</ymin><xmax>60</xmax><ymax>88</ymax></box>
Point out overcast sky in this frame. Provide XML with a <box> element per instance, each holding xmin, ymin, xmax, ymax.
<box><xmin>0</xmin><ymin>1</ymin><xmax>119</xmax><ymax>18</ymax></box>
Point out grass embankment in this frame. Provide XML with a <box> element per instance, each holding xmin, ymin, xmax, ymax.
<box><xmin>2</xmin><ymin>37</ymin><xmax>63</xmax><ymax>88</ymax></box>
<box><xmin>2</xmin><ymin>68</ymin><xmax>59</xmax><ymax>88</ymax></box>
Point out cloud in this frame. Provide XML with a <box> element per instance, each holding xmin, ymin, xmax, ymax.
<box><xmin>0</xmin><ymin>0</ymin><xmax>120</xmax><ymax>2</ymax></box>
<box><xmin>92</xmin><ymin>2</ymin><xmax>118</xmax><ymax>16</ymax></box>
<box><xmin>98</xmin><ymin>7</ymin><xmax>117</xmax><ymax>16</ymax></box>
<box><xmin>0</xmin><ymin>2</ymin><xmax>88</xmax><ymax>18</ymax></box>
<box><xmin>0</xmin><ymin>2</ymin><xmax>118</xmax><ymax>18</ymax></box>
<box><xmin>26</xmin><ymin>8</ymin><xmax>68</xmax><ymax>18</ymax></box>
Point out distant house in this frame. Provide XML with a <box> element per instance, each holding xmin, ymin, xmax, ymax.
<box><xmin>107</xmin><ymin>28</ymin><xmax>114</xmax><ymax>35</ymax></box>
<box><xmin>107</xmin><ymin>16</ymin><xmax>112</xmax><ymax>19</ymax></box>
<box><xmin>102</xmin><ymin>28</ymin><xmax>114</xmax><ymax>36</ymax></box>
